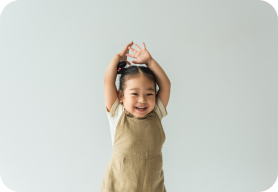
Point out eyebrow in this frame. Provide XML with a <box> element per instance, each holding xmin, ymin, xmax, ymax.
<box><xmin>129</xmin><ymin>88</ymin><xmax>155</xmax><ymax>91</ymax></box>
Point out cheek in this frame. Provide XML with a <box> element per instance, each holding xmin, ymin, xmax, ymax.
<box><xmin>126</xmin><ymin>97</ymin><xmax>136</xmax><ymax>105</ymax></box>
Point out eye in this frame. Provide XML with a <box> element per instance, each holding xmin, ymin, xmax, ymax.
<box><xmin>132</xmin><ymin>93</ymin><xmax>153</xmax><ymax>95</ymax></box>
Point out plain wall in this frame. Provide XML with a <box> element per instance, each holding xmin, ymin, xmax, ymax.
<box><xmin>0</xmin><ymin>0</ymin><xmax>278</xmax><ymax>191</ymax></box>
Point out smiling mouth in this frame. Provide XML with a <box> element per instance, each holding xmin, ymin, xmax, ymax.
<box><xmin>135</xmin><ymin>107</ymin><xmax>147</xmax><ymax>111</ymax></box>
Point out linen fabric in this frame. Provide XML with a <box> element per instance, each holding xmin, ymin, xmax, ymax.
<box><xmin>101</xmin><ymin>97</ymin><xmax>168</xmax><ymax>192</ymax></box>
<box><xmin>105</xmin><ymin>97</ymin><xmax>168</xmax><ymax>147</ymax></box>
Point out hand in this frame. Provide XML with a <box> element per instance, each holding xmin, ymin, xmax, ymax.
<box><xmin>117</xmin><ymin>41</ymin><xmax>133</xmax><ymax>65</ymax></box>
<box><xmin>126</xmin><ymin>42</ymin><xmax>153</xmax><ymax>65</ymax></box>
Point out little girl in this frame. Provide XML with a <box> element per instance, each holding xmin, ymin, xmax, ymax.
<box><xmin>101</xmin><ymin>41</ymin><xmax>171</xmax><ymax>192</ymax></box>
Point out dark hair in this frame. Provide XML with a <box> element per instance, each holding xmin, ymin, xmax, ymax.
<box><xmin>117</xmin><ymin>61</ymin><xmax>158</xmax><ymax>102</ymax></box>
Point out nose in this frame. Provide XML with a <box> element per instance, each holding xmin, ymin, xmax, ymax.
<box><xmin>138</xmin><ymin>95</ymin><xmax>147</xmax><ymax>104</ymax></box>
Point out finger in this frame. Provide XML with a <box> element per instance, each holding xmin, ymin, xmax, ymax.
<box><xmin>126</xmin><ymin>53</ymin><xmax>136</xmax><ymax>58</ymax></box>
<box><xmin>126</xmin><ymin>41</ymin><xmax>133</xmax><ymax>46</ymax></box>
<box><xmin>129</xmin><ymin>41</ymin><xmax>133</xmax><ymax>45</ymax></box>
<box><xmin>134</xmin><ymin>43</ymin><xmax>142</xmax><ymax>51</ymax></box>
<box><xmin>122</xmin><ymin>43</ymin><xmax>132</xmax><ymax>54</ymax></box>
<box><xmin>142</xmin><ymin>42</ymin><xmax>146</xmax><ymax>49</ymax></box>
<box><xmin>128</xmin><ymin>46</ymin><xmax>138</xmax><ymax>54</ymax></box>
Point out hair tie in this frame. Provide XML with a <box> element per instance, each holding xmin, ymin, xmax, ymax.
<box><xmin>117</xmin><ymin>61</ymin><xmax>127</xmax><ymax>73</ymax></box>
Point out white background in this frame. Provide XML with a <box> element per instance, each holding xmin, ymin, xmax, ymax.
<box><xmin>0</xmin><ymin>0</ymin><xmax>278</xmax><ymax>191</ymax></box>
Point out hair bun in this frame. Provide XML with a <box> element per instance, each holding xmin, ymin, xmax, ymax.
<box><xmin>117</xmin><ymin>61</ymin><xmax>127</xmax><ymax>74</ymax></box>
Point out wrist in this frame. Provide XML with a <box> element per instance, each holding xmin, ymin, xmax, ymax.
<box><xmin>115</xmin><ymin>54</ymin><xmax>124</xmax><ymax>62</ymax></box>
<box><xmin>146</xmin><ymin>57</ymin><xmax>155</xmax><ymax>66</ymax></box>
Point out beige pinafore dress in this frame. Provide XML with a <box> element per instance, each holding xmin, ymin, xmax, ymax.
<box><xmin>100</xmin><ymin>106</ymin><xmax>166</xmax><ymax>192</ymax></box>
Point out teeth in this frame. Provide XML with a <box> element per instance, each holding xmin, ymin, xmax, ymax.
<box><xmin>136</xmin><ymin>107</ymin><xmax>146</xmax><ymax>109</ymax></box>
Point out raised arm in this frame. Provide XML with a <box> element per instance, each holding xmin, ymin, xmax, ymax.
<box><xmin>104</xmin><ymin>55</ymin><xmax>121</xmax><ymax>84</ymax></box>
<box><xmin>104</xmin><ymin>54</ymin><xmax>121</xmax><ymax>112</ymax></box>
<box><xmin>104</xmin><ymin>41</ymin><xmax>133</xmax><ymax>112</ymax></box>
<box><xmin>146</xmin><ymin>59</ymin><xmax>171</xmax><ymax>109</ymax></box>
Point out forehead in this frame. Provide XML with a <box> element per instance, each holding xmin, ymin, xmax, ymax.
<box><xmin>125</xmin><ymin>75</ymin><xmax>155</xmax><ymax>90</ymax></box>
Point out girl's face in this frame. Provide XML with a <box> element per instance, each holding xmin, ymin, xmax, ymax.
<box><xmin>118</xmin><ymin>74</ymin><xmax>156</xmax><ymax>118</ymax></box>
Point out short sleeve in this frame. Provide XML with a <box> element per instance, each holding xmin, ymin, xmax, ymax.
<box><xmin>104</xmin><ymin>97</ymin><xmax>123</xmax><ymax>147</ymax></box>
<box><xmin>154</xmin><ymin>96</ymin><xmax>168</xmax><ymax>121</ymax></box>
<box><xmin>105</xmin><ymin>97</ymin><xmax>120</xmax><ymax>118</ymax></box>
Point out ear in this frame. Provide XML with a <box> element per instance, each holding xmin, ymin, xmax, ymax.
<box><xmin>118</xmin><ymin>90</ymin><xmax>123</xmax><ymax>103</ymax></box>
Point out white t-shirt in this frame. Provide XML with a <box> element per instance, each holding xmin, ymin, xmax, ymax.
<box><xmin>105</xmin><ymin>97</ymin><xmax>168</xmax><ymax>147</ymax></box>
